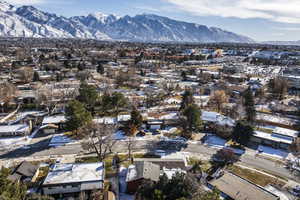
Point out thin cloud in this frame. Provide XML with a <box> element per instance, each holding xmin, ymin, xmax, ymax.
<box><xmin>164</xmin><ymin>0</ymin><xmax>300</xmax><ymax>24</ymax></box>
<box><xmin>5</xmin><ymin>0</ymin><xmax>46</xmax><ymax>5</ymax></box>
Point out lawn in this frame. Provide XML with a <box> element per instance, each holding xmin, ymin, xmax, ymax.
<box><xmin>254</xmin><ymin>127</ymin><xmax>273</xmax><ymax>134</ymax></box>
<box><xmin>227</xmin><ymin>165</ymin><xmax>287</xmax><ymax>187</ymax></box>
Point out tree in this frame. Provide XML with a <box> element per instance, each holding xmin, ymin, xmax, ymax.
<box><xmin>209</xmin><ymin>90</ymin><xmax>229</xmax><ymax>113</ymax></box>
<box><xmin>80</xmin><ymin>122</ymin><xmax>117</xmax><ymax>161</ymax></box>
<box><xmin>136</xmin><ymin>173</ymin><xmax>210</xmax><ymax>200</ymax></box>
<box><xmin>18</xmin><ymin>67</ymin><xmax>34</xmax><ymax>83</ymax></box>
<box><xmin>111</xmin><ymin>92</ymin><xmax>128</xmax><ymax>115</ymax></box>
<box><xmin>181</xmin><ymin>71</ymin><xmax>187</xmax><ymax>81</ymax></box>
<box><xmin>232</xmin><ymin>120</ymin><xmax>253</xmax><ymax>145</ymax></box>
<box><xmin>77</xmin><ymin>81</ymin><xmax>98</xmax><ymax>112</ymax></box>
<box><xmin>181</xmin><ymin>104</ymin><xmax>202</xmax><ymax>136</ymax></box>
<box><xmin>0</xmin><ymin>83</ymin><xmax>16</xmax><ymax>105</ymax></box>
<box><xmin>268</xmin><ymin>77</ymin><xmax>288</xmax><ymax>100</ymax></box>
<box><xmin>32</xmin><ymin>71</ymin><xmax>40</xmax><ymax>82</ymax></box>
<box><xmin>289</xmin><ymin>138</ymin><xmax>300</xmax><ymax>153</ymax></box>
<box><xmin>213</xmin><ymin>148</ymin><xmax>239</xmax><ymax>165</ymax></box>
<box><xmin>97</xmin><ymin>63</ymin><xmax>104</xmax><ymax>74</ymax></box>
<box><xmin>180</xmin><ymin>89</ymin><xmax>194</xmax><ymax>110</ymax></box>
<box><xmin>0</xmin><ymin>167</ymin><xmax>54</xmax><ymax>200</ymax></box>
<box><xmin>65</xmin><ymin>100</ymin><xmax>92</xmax><ymax>132</ymax></box>
<box><xmin>130</xmin><ymin>107</ymin><xmax>143</xmax><ymax>129</ymax></box>
<box><xmin>37</xmin><ymin>85</ymin><xmax>77</xmax><ymax>114</ymax></box>
<box><xmin>126</xmin><ymin>136</ymin><xmax>136</xmax><ymax>163</ymax></box>
<box><xmin>243</xmin><ymin>88</ymin><xmax>256</xmax><ymax>122</ymax></box>
<box><xmin>193</xmin><ymin>188</ymin><xmax>221</xmax><ymax>200</ymax></box>
<box><xmin>0</xmin><ymin>167</ymin><xmax>26</xmax><ymax>200</ymax></box>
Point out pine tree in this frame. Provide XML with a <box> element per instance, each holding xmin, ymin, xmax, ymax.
<box><xmin>77</xmin><ymin>81</ymin><xmax>99</xmax><ymax>112</ymax></box>
<box><xmin>180</xmin><ymin>89</ymin><xmax>194</xmax><ymax>110</ymax></box>
<box><xmin>182</xmin><ymin>104</ymin><xmax>202</xmax><ymax>135</ymax></box>
<box><xmin>65</xmin><ymin>100</ymin><xmax>92</xmax><ymax>131</ymax></box>
<box><xmin>232</xmin><ymin>120</ymin><xmax>253</xmax><ymax>145</ymax></box>
<box><xmin>32</xmin><ymin>71</ymin><xmax>40</xmax><ymax>82</ymax></box>
<box><xmin>130</xmin><ymin>107</ymin><xmax>143</xmax><ymax>128</ymax></box>
<box><xmin>243</xmin><ymin>88</ymin><xmax>256</xmax><ymax>122</ymax></box>
<box><xmin>97</xmin><ymin>63</ymin><xmax>104</xmax><ymax>74</ymax></box>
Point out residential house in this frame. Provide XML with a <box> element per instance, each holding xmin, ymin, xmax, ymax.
<box><xmin>126</xmin><ymin>161</ymin><xmax>160</xmax><ymax>194</ymax></box>
<box><xmin>42</xmin><ymin>115</ymin><xmax>66</xmax><ymax>134</ymax></box>
<box><xmin>8</xmin><ymin>161</ymin><xmax>39</xmax><ymax>183</ymax></box>
<box><xmin>251</xmin><ymin>127</ymin><xmax>298</xmax><ymax>150</ymax></box>
<box><xmin>42</xmin><ymin>162</ymin><xmax>105</xmax><ymax>199</ymax></box>
<box><xmin>209</xmin><ymin>172</ymin><xmax>279</xmax><ymax>200</ymax></box>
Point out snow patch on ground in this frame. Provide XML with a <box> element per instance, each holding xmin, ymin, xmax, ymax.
<box><xmin>257</xmin><ymin>145</ymin><xmax>288</xmax><ymax>159</ymax></box>
<box><xmin>0</xmin><ymin>136</ymin><xmax>28</xmax><ymax>148</ymax></box>
<box><xmin>204</xmin><ymin>134</ymin><xmax>227</xmax><ymax>148</ymax></box>
<box><xmin>49</xmin><ymin>134</ymin><xmax>75</xmax><ymax>147</ymax></box>
<box><xmin>113</xmin><ymin>131</ymin><xmax>127</xmax><ymax>140</ymax></box>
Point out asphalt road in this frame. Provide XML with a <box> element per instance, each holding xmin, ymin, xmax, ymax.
<box><xmin>0</xmin><ymin>138</ymin><xmax>298</xmax><ymax>183</ymax></box>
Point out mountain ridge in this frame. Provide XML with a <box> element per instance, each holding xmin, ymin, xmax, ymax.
<box><xmin>0</xmin><ymin>1</ymin><xmax>254</xmax><ymax>43</ymax></box>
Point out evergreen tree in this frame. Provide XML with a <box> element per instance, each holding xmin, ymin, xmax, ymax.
<box><xmin>180</xmin><ymin>89</ymin><xmax>194</xmax><ymax>110</ymax></box>
<box><xmin>130</xmin><ymin>107</ymin><xmax>143</xmax><ymax>128</ymax></box>
<box><xmin>243</xmin><ymin>88</ymin><xmax>256</xmax><ymax>122</ymax></box>
<box><xmin>181</xmin><ymin>71</ymin><xmax>187</xmax><ymax>81</ymax></box>
<box><xmin>65</xmin><ymin>100</ymin><xmax>92</xmax><ymax>131</ymax></box>
<box><xmin>97</xmin><ymin>63</ymin><xmax>105</xmax><ymax>74</ymax></box>
<box><xmin>77</xmin><ymin>81</ymin><xmax>98</xmax><ymax>112</ymax></box>
<box><xmin>232</xmin><ymin>120</ymin><xmax>254</xmax><ymax>145</ymax></box>
<box><xmin>111</xmin><ymin>92</ymin><xmax>128</xmax><ymax>115</ymax></box>
<box><xmin>32</xmin><ymin>71</ymin><xmax>40</xmax><ymax>82</ymax></box>
<box><xmin>182</xmin><ymin>104</ymin><xmax>202</xmax><ymax>136</ymax></box>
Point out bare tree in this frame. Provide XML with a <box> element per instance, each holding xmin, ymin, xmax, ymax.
<box><xmin>18</xmin><ymin>67</ymin><xmax>34</xmax><ymax>83</ymax></box>
<box><xmin>80</xmin><ymin>122</ymin><xmax>118</xmax><ymax>162</ymax></box>
<box><xmin>36</xmin><ymin>84</ymin><xmax>77</xmax><ymax>114</ymax></box>
<box><xmin>126</xmin><ymin>136</ymin><xmax>136</xmax><ymax>163</ymax></box>
<box><xmin>0</xmin><ymin>82</ymin><xmax>17</xmax><ymax>104</ymax></box>
<box><xmin>209</xmin><ymin>90</ymin><xmax>229</xmax><ymax>113</ymax></box>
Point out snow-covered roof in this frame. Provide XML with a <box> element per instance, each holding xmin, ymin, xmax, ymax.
<box><xmin>117</xmin><ymin>115</ymin><xmax>131</xmax><ymax>122</ymax></box>
<box><xmin>202</xmin><ymin>111</ymin><xmax>235</xmax><ymax>127</ymax></box>
<box><xmin>43</xmin><ymin>162</ymin><xmax>104</xmax><ymax>185</ymax></box>
<box><xmin>42</xmin><ymin>115</ymin><xmax>66</xmax><ymax>124</ymax></box>
<box><xmin>253</xmin><ymin>131</ymin><xmax>293</xmax><ymax>144</ymax></box>
<box><xmin>0</xmin><ymin>124</ymin><xmax>30</xmax><ymax>134</ymax></box>
<box><xmin>272</xmin><ymin>127</ymin><xmax>298</xmax><ymax>138</ymax></box>
<box><xmin>93</xmin><ymin>117</ymin><xmax>117</xmax><ymax>124</ymax></box>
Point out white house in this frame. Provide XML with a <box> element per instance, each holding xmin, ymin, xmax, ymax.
<box><xmin>42</xmin><ymin>162</ymin><xmax>105</xmax><ymax>198</ymax></box>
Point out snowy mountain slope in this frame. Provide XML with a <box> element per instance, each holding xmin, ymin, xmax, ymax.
<box><xmin>0</xmin><ymin>1</ymin><xmax>254</xmax><ymax>43</ymax></box>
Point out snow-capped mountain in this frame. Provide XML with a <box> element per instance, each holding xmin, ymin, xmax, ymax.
<box><xmin>0</xmin><ymin>1</ymin><xmax>254</xmax><ymax>43</ymax></box>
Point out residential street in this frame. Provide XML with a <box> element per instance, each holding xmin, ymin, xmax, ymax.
<box><xmin>0</xmin><ymin>137</ymin><xmax>298</xmax><ymax>183</ymax></box>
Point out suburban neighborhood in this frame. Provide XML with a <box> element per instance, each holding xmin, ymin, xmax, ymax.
<box><xmin>1</xmin><ymin>38</ymin><xmax>300</xmax><ymax>200</ymax></box>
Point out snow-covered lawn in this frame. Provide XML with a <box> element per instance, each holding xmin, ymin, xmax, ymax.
<box><xmin>49</xmin><ymin>134</ymin><xmax>75</xmax><ymax>147</ymax></box>
<box><xmin>257</xmin><ymin>145</ymin><xmax>288</xmax><ymax>159</ymax></box>
<box><xmin>204</xmin><ymin>134</ymin><xmax>227</xmax><ymax>148</ymax></box>
<box><xmin>0</xmin><ymin>136</ymin><xmax>28</xmax><ymax>149</ymax></box>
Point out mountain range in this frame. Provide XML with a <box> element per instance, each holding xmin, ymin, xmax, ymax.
<box><xmin>0</xmin><ymin>1</ymin><xmax>254</xmax><ymax>43</ymax></box>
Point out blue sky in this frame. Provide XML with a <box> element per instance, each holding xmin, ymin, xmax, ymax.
<box><xmin>6</xmin><ymin>0</ymin><xmax>300</xmax><ymax>41</ymax></box>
